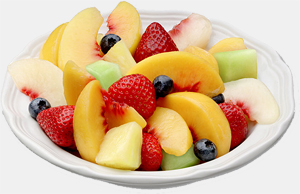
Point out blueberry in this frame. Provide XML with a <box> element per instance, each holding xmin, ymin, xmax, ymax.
<box><xmin>194</xmin><ymin>139</ymin><xmax>217</xmax><ymax>162</ymax></box>
<box><xmin>29</xmin><ymin>98</ymin><xmax>51</xmax><ymax>120</ymax></box>
<box><xmin>100</xmin><ymin>34</ymin><xmax>121</xmax><ymax>54</ymax></box>
<box><xmin>153</xmin><ymin>75</ymin><xmax>174</xmax><ymax>98</ymax></box>
<box><xmin>212</xmin><ymin>93</ymin><xmax>225</xmax><ymax>104</ymax></box>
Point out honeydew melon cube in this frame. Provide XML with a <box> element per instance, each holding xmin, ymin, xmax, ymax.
<box><xmin>161</xmin><ymin>144</ymin><xmax>200</xmax><ymax>171</ymax></box>
<box><xmin>86</xmin><ymin>60</ymin><xmax>122</xmax><ymax>91</ymax></box>
<box><xmin>213</xmin><ymin>49</ymin><xmax>257</xmax><ymax>83</ymax></box>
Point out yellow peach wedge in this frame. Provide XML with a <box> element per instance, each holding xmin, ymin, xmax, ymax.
<box><xmin>127</xmin><ymin>51</ymin><xmax>224</xmax><ymax>97</ymax></box>
<box><xmin>63</xmin><ymin>60</ymin><xmax>95</xmax><ymax>105</ymax></box>
<box><xmin>73</xmin><ymin>80</ymin><xmax>108</xmax><ymax>163</ymax></box>
<box><xmin>106</xmin><ymin>1</ymin><xmax>142</xmax><ymax>55</ymax></box>
<box><xmin>39</xmin><ymin>22</ymin><xmax>68</xmax><ymax>67</ymax></box>
<box><xmin>208</xmin><ymin>37</ymin><xmax>247</xmax><ymax>55</ymax></box>
<box><xmin>145</xmin><ymin>107</ymin><xmax>193</xmax><ymax>156</ymax></box>
<box><xmin>184</xmin><ymin>45</ymin><xmax>219</xmax><ymax>73</ymax></box>
<box><xmin>58</xmin><ymin>7</ymin><xmax>103</xmax><ymax>71</ymax></box>
<box><xmin>157</xmin><ymin>92</ymin><xmax>231</xmax><ymax>158</ymax></box>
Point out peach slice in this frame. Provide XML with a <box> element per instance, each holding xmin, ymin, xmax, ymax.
<box><xmin>39</xmin><ymin>22</ymin><xmax>68</xmax><ymax>67</ymax></box>
<box><xmin>157</xmin><ymin>92</ymin><xmax>231</xmax><ymax>158</ymax></box>
<box><xmin>184</xmin><ymin>45</ymin><xmax>219</xmax><ymax>72</ymax></box>
<box><xmin>58</xmin><ymin>7</ymin><xmax>103</xmax><ymax>71</ymax></box>
<box><xmin>208</xmin><ymin>37</ymin><xmax>247</xmax><ymax>55</ymax></box>
<box><xmin>63</xmin><ymin>60</ymin><xmax>95</xmax><ymax>105</ymax></box>
<box><xmin>126</xmin><ymin>51</ymin><xmax>224</xmax><ymax>97</ymax></box>
<box><xmin>106</xmin><ymin>1</ymin><xmax>142</xmax><ymax>55</ymax></box>
<box><xmin>169</xmin><ymin>13</ymin><xmax>212</xmax><ymax>51</ymax></box>
<box><xmin>73</xmin><ymin>80</ymin><xmax>108</xmax><ymax>163</ymax></box>
<box><xmin>223</xmin><ymin>78</ymin><xmax>280</xmax><ymax>124</ymax></box>
<box><xmin>7</xmin><ymin>58</ymin><xmax>66</xmax><ymax>107</ymax></box>
<box><xmin>145</xmin><ymin>107</ymin><xmax>193</xmax><ymax>156</ymax></box>
<box><xmin>103</xmin><ymin>90</ymin><xmax>147</xmax><ymax>129</ymax></box>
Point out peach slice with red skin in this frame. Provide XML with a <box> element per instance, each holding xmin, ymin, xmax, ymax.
<box><xmin>58</xmin><ymin>7</ymin><xmax>103</xmax><ymax>71</ymax></box>
<box><xmin>169</xmin><ymin>13</ymin><xmax>212</xmax><ymax>51</ymax></box>
<box><xmin>126</xmin><ymin>51</ymin><xmax>224</xmax><ymax>97</ymax></box>
<box><xmin>106</xmin><ymin>1</ymin><xmax>142</xmax><ymax>55</ymax></box>
<box><xmin>7</xmin><ymin>58</ymin><xmax>66</xmax><ymax>107</ymax></box>
<box><xmin>145</xmin><ymin>107</ymin><xmax>193</xmax><ymax>156</ymax></box>
<box><xmin>73</xmin><ymin>80</ymin><xmax>108</xmax><ymax>163</ymax></box>
<box><xmin>157</xmin><ymin>92</ymin><xmax>231</xmax><ymax>158</ymax></box>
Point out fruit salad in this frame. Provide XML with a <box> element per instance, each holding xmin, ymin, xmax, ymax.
<box><xmin>7</xmin><ymin>1</ymin><xmax>280</xmax><ymax>171</ymax></box>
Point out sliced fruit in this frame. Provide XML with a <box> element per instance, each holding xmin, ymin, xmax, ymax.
<box><xmin>157</xmin><ymin>92</ymin><xmax>231</xmax><ymax>158</ymax></box>
<box><xmin>39</xmin><ymin>22</ymin><xmax>68</xmax><ymax>66</ymax></box>
<box><xmin>63</xmin><ymin>60</ymin><xmax>95</xmax><ymax>105</ymax></box>
<box><xmin>86</xmin><ymin>60</ymin><xmax>122</xmax><ymax>91</ymax></box>
<box><xmin>169</xmin><ymin>13</ymin><xmax>212</xmax><ymax>51</ymax></box>
<box><xmin>145</xmin><ymin>107</ymin><xmax>193</xmax><ymax>156</ymax></box>
<box><xmin>102</xmin><ymin>89</ymin><xmax>147</xmax><ymax>129</ymax></box>
<box><xmin>213</xmin><ymin>49</ymin><xmax>257</xmax><ymax>83</ymax></box>
<box><xmin>7</xmin><ymin>58</ymin><xmax>66</xmax><ymax>107</ymax></box>
<box><xmin>184</xmin><ymin>45</ymin><xmax>218</xmax><ymax>72</ymax></box>
<box><xmin>208</xmin><ymin>37</ymin><xmax>247</xmax><ymax>55</ymax></box>
<box><xmin>127</xmin><ymin>51</ymin><xmax>224</xmax><ymax>97</ymax></box>
<box><xmin>73</xmin><ymin>80</ymin><xmax>108</xmax><ymax>163</ymax></box>
<box><xmin>106</xmin><ymin>1</ymin><xmax>142</xmax><ymax>55</ymax></box>
<box><xmin>58</xmin><ymin>7</ymin><xmax>103</xmax><ymax>71</ymax></box>
<box><xmin>103</xmin><ymin>40</ymin><xmax>136</xmax><ymax>75</ymax></box>
<box><xmin>95</xmin><ymin>122</ymin><xmax>143</xmax><ymax>170</ymax></box>
<box><xmin>223</xmin><ymin>78</ymin><xmax>280</xmax><ymax>124</ymax></box>
<box><xmin>161</xmin><ymin>144</ymin><xmax>200</xmax><ymax>171</ymax></box>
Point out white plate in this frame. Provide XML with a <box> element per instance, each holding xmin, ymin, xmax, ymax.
<box><xmin>1</xmin><ymin>11</ymin><xmax>295</xmax><ymax>188</ymax></box>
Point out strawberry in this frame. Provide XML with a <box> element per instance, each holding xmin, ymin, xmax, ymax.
<box><xmin>108</xmin><ymin>74</ymin><xmax>156</xmax><ymax>119</ymax></box>
<box><xmin>134</xmin><ymin>22</ymin><xmax>178</xmax><ymax>62</ymax></box>
<box><xmin>139</xmin><ymin>133</ymin><xmax>163</xmax><ymax>171</ymax></box>
<box><xmin>36</xmin><ymin>105</ymin><xmax>76</xmax><ymax>149</ymax></box>
<box><xmin>219</xmin><ymin>102</ymin><xmax>248</xmax><ymax>150</ymax></box>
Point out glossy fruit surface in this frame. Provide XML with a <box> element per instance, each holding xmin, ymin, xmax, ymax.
<box><xmin>219</xmin><ymin>102</ymin><xmax>248</xmax><ymax>149</ymax></box>
<box><xmin>37</xmin><ymin>105</ymin><xmax>75</xmax><ymax>149</ymax></box>
<box><xmin>108</xmin><ymin>74</ymin><xmax>156</xmax><ymax>119</ymax></box>
<box><xmin>29</xmin><ymin>97</ymin><xmax>51</xmax><ymax>120</ymax></box>
<box><xmin>194</xmin><ymin>139</ymin><xmax>217</xmax><ymax>162</ymax></box>
<box><xmin>100</xmin><ymin>34</ymin><xmax>121</xmax><ymax>54</ymax></box>
<box><xmin>139</xmin><ymin>133</ymin><xmax>163</xmax><ymax>171</ymax></box>
<box><xmin>134</xmin><ymin>22</ymin><xmax>178</xmax><ymax>62</ymax></box>
<box><xmin>153</xmin><ymin>75</ymin><xmax>174</xmax><ymax>98</ymax></box>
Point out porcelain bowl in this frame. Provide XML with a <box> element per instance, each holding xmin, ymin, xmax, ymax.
<box><xmin>1</xmin><ymin>11</ymin><xmax>295</xmax><ymax>188</ymax></box>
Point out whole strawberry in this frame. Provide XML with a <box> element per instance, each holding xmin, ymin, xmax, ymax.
<box><xmin>37</xmin><ymin>105</ymin><xmax>76</xmax><ymax>149</ymax></box>
<box><xmin>108</xmin><ymin>74</ymin><xmax>156</xmax><ymax>119</ymax></box>
<box><xmin>139</xmin><ymin>133</ymin><xmax>163</xmax><ymax>171</ymax></box>
<box><xmin>219</xmin><ymin>102</ymin><xmax>248</xmax><ymax>150</ymax></box>
<box><xmin>134</xmin><ymin>22</ymin><xmax>178</xmax><ymax>63</ymax></box>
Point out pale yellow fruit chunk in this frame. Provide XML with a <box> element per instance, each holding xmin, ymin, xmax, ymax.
<box><xmin>96</xmin><ymin>122</ymin><xmax>143</xmax><ymax>170</ymax></box>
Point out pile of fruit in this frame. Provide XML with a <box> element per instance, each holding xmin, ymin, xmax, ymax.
<box><xmin>7</xmin><ymin>1</ymin><xmax>280</xmax><ymax>171</ymax></box>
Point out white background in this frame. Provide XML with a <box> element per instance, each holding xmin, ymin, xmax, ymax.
<box><xmin>1</xmin><ymin>0</ymin><xmax>299</xmax><ymax>193</ymax></box>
